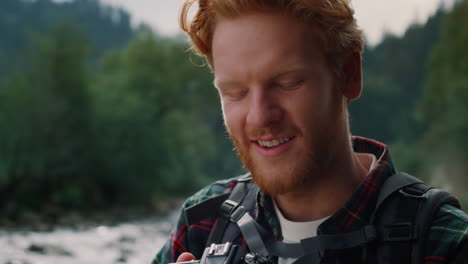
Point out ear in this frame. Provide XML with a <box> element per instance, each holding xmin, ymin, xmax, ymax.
<box><xmin>341</xmin><ymin>52</ymin><xmax>362</xmax><ymax>101</ymax></box>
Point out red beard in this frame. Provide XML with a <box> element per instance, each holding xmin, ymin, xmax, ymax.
<box><xmin>228</xmin><ymin>122</ymin><xmax>338</xmax><ymax>196</ymax></box>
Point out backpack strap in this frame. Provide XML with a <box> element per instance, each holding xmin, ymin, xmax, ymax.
<box><xmin>374</xmin><ymin>172</ymin><xmax>423</xmax><ymax>211</ymax></box>
<box><xmin>369</xmin><ymin>172</ymin><xmax>428</xmax><ymax>263</ymax></box>
<box><xmin>411</xmin><ymin>188</ymin><xmax>460</xmax><ymax>263</ymax></box>
<box><xmin>207</xmin><ymin>174</ymin><xmax>258</xmax><ymax>245</ymax></box>
<box><xmin>268</xmin><ymin>225</ymin><xmax>378</xmax><ymax>264</ymax></box>
<box><xmin>186</xmin><ymin>172</ymin><xmax>461</xmax><ymax>264</ymax></box>
<box><xmin>371</xmin><ymin>172</ymin><xmax>461</xmax><ymax>264</ymax></box>
<box><xmin>227</xmin><ymin>199</ymin><xmax>269</xmax><ymax>255</ymax></box>
<box><xmin>184</xmin><ymin>192</ymin><xmax>231</xmax><ymax>226</ymax></box>
<box><xmin>215</xmin><ymin>177</ymin><xmax>270</xmax><ymax>256</ymax></box>
<box><xmin>183</xmin><ymin>174</ymin><xmax>254</xmax><ymax>244</ymax></box>
<box><xmin>184</xmin><ymin>173</ymin><xmax>270</xmax><ymax>256</ymax></box>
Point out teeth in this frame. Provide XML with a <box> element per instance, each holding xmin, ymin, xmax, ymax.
<box><xmin>258</xmin><ymin>137</ymin><xmax>292</xmax><ymax>148</ymax></box>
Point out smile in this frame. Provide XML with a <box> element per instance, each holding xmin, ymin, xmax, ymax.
<box><xmin>257</xmin><ymin>137</ymin><xmax>294</xmax><ymax>148</ymax></box>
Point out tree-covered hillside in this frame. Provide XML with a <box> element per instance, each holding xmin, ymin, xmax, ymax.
<box><xmin>419</xmin><ymin>0</ymin><xmax>468</xmax><ymax>197</ymax></box>
<box><xmin>350</xmin><ymin>9</ymin><xmax>445</xmax><ymax>143</ymax></box>
<box><xmin>0</xmin><ymin>0</ymin><xmax>133</xmax><ymax>74</ymax></box>
<box><xmin>0</xmin><ymin>0</ymin><xmax>243</xmax><ymax>220</ymax></box>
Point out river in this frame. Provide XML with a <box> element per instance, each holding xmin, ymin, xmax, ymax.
<box><xmin>0</xmin><ymin>211</ymin><xmax>179</xmax><ymax>264</ymax></box>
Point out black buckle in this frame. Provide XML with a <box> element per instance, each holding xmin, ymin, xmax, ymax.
<box><xmin>231</xmin><ymin>205</ymin><xmax>247</xmax><ymax>222</ymax></box>
<box><xmin>398</xmin><ymin>186</ymin><xmax>427</xmax><ymax>199</ymax></box>
<box><xmin>363</xmin><ymin>225</ymin><xmax>378</xmax><ymax>242</ymax></box>
<box><xmin>383</xmin><ymin>222</ymin><xmax>418</xmax><ymax>242</ymax></box>
<box><xmin>219</xmin><ymin>199</ymin><xmax>239</xmax><ymax>218</ymax></box>
<box><xmin>219</xmin><ymin>199</ymin><xmax>248</xmax><ymax>222</ymax></box>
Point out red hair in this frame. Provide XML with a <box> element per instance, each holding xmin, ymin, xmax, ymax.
<box><xmin>180</xmin><ymin>0</ymin><xmax>364</xmax><ymax>75</ymax></box>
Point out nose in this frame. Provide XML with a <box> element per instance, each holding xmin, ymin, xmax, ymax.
<box><xmin>246</xmin><ymin>87</ymin><xmax>283</xmax><ymax>128</ymax></box>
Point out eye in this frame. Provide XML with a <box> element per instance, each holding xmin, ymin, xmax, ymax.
<box><xmin>220</xmin><ymin>87</ymin><xmax>248</xmax><ymax>101</ymax></box>
<box><xmin>275</xmin><ymin>79</ymin><xmax>303</xmax><ymax>90</ymax></box>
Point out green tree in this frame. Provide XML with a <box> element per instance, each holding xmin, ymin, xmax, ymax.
<box><xmin>350</xmin><ymin>10</ymin><xmax>444</xmax><ymax>144</ymax></box>
<box><xmin>0</xmin><ymin>0</ymin><xmax>133</xmax><ymax>76</ymax></box>
<box><xmin>0</xmin><ymin>23</ymin><xmax>93</xmax><ymax>211</ymax></box>
<box><xmin>419</xmin><ymin>0</ymin><xmax>468</xmax><ymax>197</ymax></box>
<box><xmin>90</xmin><ymin>27</ymin><xmax>226</xmax><ymax>205</ymax></box>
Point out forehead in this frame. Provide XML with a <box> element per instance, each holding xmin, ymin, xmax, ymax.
<box><xmin>212</xmin><ymin>12</ymin><xmax>326</xmax><ymax>82</ymax></box>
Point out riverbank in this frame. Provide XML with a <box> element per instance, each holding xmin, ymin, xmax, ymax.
<box><xmin>0</xmin><ymin>211</ymin><xmax>178</xmax><ymax>264</ymax></box>
<box><xmin>0</xmin><ymin>199</ymin><xmax>183</xmax><ymax>264</ymax></box>
<box><xmin>0</xmin><ymin>199</ymin><xmax>183</xmax><ymax>232</ymax></box>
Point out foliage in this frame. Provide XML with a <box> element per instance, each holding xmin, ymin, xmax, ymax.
<box><xmin>0</xmin><ymin>13</ymin><xmax>242</xmax><ymax>213</ymax></box>
<box><xmin>418</xmin><ymin>0</ymin><xmax>468</xmax><ymax>197</ymax></box>
<box><xmin>0</xmin><ymin>0</ymin><xmax>133</xmax><ymax>76</ymax></box>
<box><xmin>350</xmin><ymin>10</ymin><xmax>444</xmax><ymax>143</ymax></box>
<box><xmin>352</xmin><ymin>2</ymin><xmax>468</xmax><ymax>198</ymax></box>
<box><xmin>0</xmin><ymin>23</ymin><xmax>93</xmax><ymax>210</ymax></box>
<box><xmin>89</xmin><ymin>27</ymin><xmax>222</xmax><ymax>204</ymax></box>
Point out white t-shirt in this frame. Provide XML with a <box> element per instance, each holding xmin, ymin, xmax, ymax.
<box><xmin>273</xmin><ymin>153</ymin><xmax>377</xmax><ymax>264</ymax></box>
<box><xmin>274</xmin><ymin>201</ymin><xmax>330</xmax><ymax>264</ymax></box>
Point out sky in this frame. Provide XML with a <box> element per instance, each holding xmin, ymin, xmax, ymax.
<box><xmin>100</xmin><ymin>0</ymin><xmax>454</xmax><ymax>45</ymax></box>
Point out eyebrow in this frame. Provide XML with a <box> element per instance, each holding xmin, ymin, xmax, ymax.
<box><xmin>270</xmin><ymin>63</ymin><xmax>307</xmax><ymax>78</ymax></box>
<box><xmin>213</xmin><ymin>78</ymin><xmax>239</xmax><ymax>90</ymax></box>
<box><xmin>213</xmin><ymin>63</ymin><xmax>307</xmax><ymax>88</ymax></box>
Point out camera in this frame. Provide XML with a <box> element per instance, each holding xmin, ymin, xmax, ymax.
<box><xmin>170</xmin><ymin>242</ymin><xmax>273</xmax><ymax>264</ymax></box>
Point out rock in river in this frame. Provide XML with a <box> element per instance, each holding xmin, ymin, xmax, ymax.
<box><xmin>27</xmin><ymin>243</ymin><xmax>73</xmax><ymax>256</ymax></box>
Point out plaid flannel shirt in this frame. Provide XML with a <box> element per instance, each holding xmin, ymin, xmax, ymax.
<box><xmin>153</xmin><ymin>137</ymin><xmax>468</xmax><ymax>264</ymax></box>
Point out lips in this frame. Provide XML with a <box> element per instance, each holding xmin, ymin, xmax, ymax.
<box><xmin>257</xmin><ymin>137</ymin><xmax>294</xmax><ymax>148</ymax></box>
<box><xmin>252</xmin><ymin>136</ymin><xmax>296</xmax><ymax>157</ymax></box>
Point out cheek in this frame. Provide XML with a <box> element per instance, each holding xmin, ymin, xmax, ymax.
<box><xmin>285</xmin><ymin>89</ymin><xmax>335</xmax><ymax>136</ymax></box>
<box><xmin>221</xmin><ymin>101</ymin><xmax>244</xmax><ymax>135</ymax></box>
<box><xmin>286</xmin><ymin>91</ymin><xmax>324</xmax><ymax>123</ymax></box>
<box><xmin>299</xmin><ymin>84</ymin><xmax>334</xmax><ymax>115</ymax></box>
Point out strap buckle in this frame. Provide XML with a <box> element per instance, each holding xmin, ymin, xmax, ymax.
<box><xmin>219</xmin><ymin>199</ymin><xmax>240</xmax><ymax>219</ymax></box>
<box><xmin>363</xmin><ymin>225</ymin><xmax>378</xmax><ymax>242</ymax></box>
<box><xmin>220</xmin><ymin>199</ymin><xmax>249</xmax><ymax>222</ymax></box>
<box><xmin>230</xmin><ymin>206</ymin><xmax>247</xmax><ymax>222</ymax></box>
<box><xmin>383</xmin><ymin>222</ymin><xmax>418</xmax><ymax>242</ymax></box>
<box><xmin>398</xmin><ymin>185</ymin><xmax>428</xmax><ymax>199</ymax></box>
<box><xmin>207</xmin><ymin>242</ymin><xmax>232</xmax><ymax>256</ymax></box>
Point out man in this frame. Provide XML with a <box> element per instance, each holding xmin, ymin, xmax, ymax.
<box><xmin>153</xmin><ymin>0</ymin><xmax>467</xmax><ymax>263</ymax></box>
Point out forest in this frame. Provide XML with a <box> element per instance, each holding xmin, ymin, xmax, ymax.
<box><xmin>0</xmin><ymin>0</ymin><xmax>466</xmax><ymax>225</ymax></box>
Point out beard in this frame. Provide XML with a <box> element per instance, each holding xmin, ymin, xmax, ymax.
<box><xmin>229</xmin><ymin>117</ymin><xmax>342</xmax><ymax>196</ymax></box>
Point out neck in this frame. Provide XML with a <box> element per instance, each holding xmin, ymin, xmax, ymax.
<box><xmin>274</xmin><ymin>141</ymin><xmax>370</xmax><ymax>222</ymax></box>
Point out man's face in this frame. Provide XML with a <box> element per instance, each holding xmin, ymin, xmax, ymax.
<box><xmin>212</xmin><ymin>12</ymin><xmax>348</xmax><ymax>195</ymax></box>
